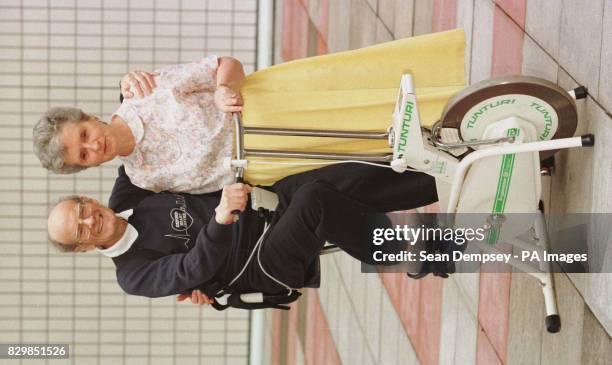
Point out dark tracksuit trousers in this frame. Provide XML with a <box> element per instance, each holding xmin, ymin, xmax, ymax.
<box><xmin>228</xmin><ymin>163</ymin><xmax>438</xmax><ymax>294</ymax></box>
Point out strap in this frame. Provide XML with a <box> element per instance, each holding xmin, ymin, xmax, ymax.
<box><xmin>212</xmin><ymin>290</ymin><xmax>302</xmax><ymax>311</ymax></box>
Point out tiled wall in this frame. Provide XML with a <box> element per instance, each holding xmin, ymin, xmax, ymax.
<box><xmin>0</xmin><ymin>1</ymin><xmax>257</xmax><ymax>364</ymax></box>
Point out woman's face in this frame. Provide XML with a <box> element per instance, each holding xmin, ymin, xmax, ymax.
<box><xmin>59</xmin><ymin>115</ymin><xmax>118</xmax><ymax>167</ymax></box>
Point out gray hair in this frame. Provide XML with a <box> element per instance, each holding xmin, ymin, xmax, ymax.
<box><xmin>48</xmin><ymin>195</ymin><xmax>84</xmax><ymax>253</ymax></box>
<box><xmin>33</xmin><ymin>107</ymin><xmax>88</xmax><ymax>174</ymax></box>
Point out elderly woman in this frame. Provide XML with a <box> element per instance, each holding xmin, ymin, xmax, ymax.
<box><xmin>33</xmin><ymin>29</ymin><xmax>466</xmax><ymax>193</ymax></box>
<box><xmin>33</xmin><ymin>56</ymin><xmax>245</xmax><ymax>194</ymax></box>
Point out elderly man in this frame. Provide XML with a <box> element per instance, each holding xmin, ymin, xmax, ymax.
<box><xmin>46</xmin><ymin>163</ymin><xmax>438</xmax><ymax>308</ymax></box>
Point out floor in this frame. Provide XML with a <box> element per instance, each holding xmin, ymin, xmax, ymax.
<box><xmin>261</xmin><ymin>1</ymin><xmax>611</xmax><ymax>364</ymax></box>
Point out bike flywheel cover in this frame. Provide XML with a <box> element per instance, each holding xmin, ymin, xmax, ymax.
<box><xmin>440</xmin><ymin>75</ymin><xmax>578</xmax><ymax>159</ymax></box>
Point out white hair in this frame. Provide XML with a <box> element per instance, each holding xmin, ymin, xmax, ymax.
<box><xmin>33</xmin><ymin>106</ymin><xmax>88</xmax><ymax>174</ymax></box>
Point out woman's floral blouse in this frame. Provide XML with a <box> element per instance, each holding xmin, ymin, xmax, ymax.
<box><xmin>114</xmin><ymin>55</ymin><xmax>234</xmax><ymax>194</ymax></box>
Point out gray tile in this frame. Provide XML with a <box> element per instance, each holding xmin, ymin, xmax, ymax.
<box><xmin>549</xmin><ymin>145</ymin><xmax>594</xmax><ymax>213</ymax></box>
<box><xmin>307</xmin><ymin>0</ymin><xmax>324</xmax><ymax>32</ymax></box>
<box><xmin>525</xmin><ymin>0</ymin><xmax>562</xmax><ymax>59</ymax></box>
<box><xmin>347</xmin><ymin>266</ymin><xmax>373</xmax><ymax>364</ymax></box>
<box><xmin>364</xmin><ymin>273</ymin><xmax>383</xmax><ymax>362</ymax></box>
<box><xmin>349</xmin><ymin>0</ymin><xmax>379</xmax><ymax>49</ymax></box>
<box><xmin>587</xmin><ymin>102</ymin><xmax>612</xmax><ymax>213</ymax></box>
<box><xmin>413</xmin><ymin>0</ymin><xmax>433</xmax><ymax>35</ymax></box>
<box><xmin>583</xmin><ymin>273</ymin><xmax>612</xmax><ymax>337</ymax></box>
<box><xmin>350</xmin><ymin>260</ymin><xmax>368</xmax><ymax>335</ymax></box>
<box><xmin>378</xmin><ymin>0</ymin><xmax>397</xmax><ymax>33</ymax></box>
<box><xmin>457</xmin><ymin>0</ymin><xmax>475</xmax><ymax>83</ymax></box>
<box><xmin>522</xmin><ymin>36</ymin><xmax>559</xmax><ymax>83</ymax></box>
<box><xmin>321</xmin><ymin>258</ymin><xmax>342</xmax><ymax>334</ymax></box>
<box><xmin>346</xmin><ymin>309</ymin><xmax>368</xmax><ymax>365</ymax></box>
<box><xmin>318</xmin><ymin>256</ymin><xmax>334</xmax><ymax>315</ymax></box>
<box><xmin>452</xmin><ymin>273</ymin><xmax>480</xmax><ymax>316</ymax></box>
<box><xmin>558</xmin><ymin>0</ymin><xmax>604</xmax><ymax>97</ymax></box>
<box><xmin>507</xmin><ymin>273</ymin><xmax>545</xmax><ymax>365</ymax></box>
<box><xmin>328</xmin><ymin>255</ymin><xmax>352</xmax><ymax>363</ymax></box>
<box><xmin>378</xmin><ymin>289</ymin><xmax>401</xmax><ymax>365</ymax></box>
<box><xmin>376</xmin><ymin>17</ymin><xmax>394</xmax><ymax>42</ymax></box>
<box><xmin>439</xmin><ymin>279</ymin><xmax>460</xmax><ymax>365</ymax></box>
<box><xmin>540</xmin><ymin>273</ymin><xmax>585</xmax><ymax>365</ymax></box>
<box><xmin>366</xmin><ymin>0</ymin><xmax>378</xmax><ymax>13</ymax></box>
<box><xmin>273</xmin><ymin>0</ymin><xmax>285</xmax><ymax>64</ymax></box>
<box><xmin>580</xmin><ymin>304</ymin><xmax>612</xmax><ymax>365</ymax></box>
<box><xmin>319</xmin><ymin>255</ymin><xmax>333</xmax><ymax>302</ymax></box>
<box><xmin>396</xmin><ymin>332</ymin><xmax>420</xmax><ymax>365</ymax></box>
<box><xmin>361</xmin><ymin>351</ymin><xmax>377</xmax><ymax>365</ymax></box>
<box><xmin>336</xmin><ymin>253</ymin><xmax>354</xmax><ymax>292</ymax></box>
<box><xmin>549</xmin><ymin>69</ymin><xmax>594</xmax><ymax>213</ymax></box>
<box><xmin>454</xmin><ymin>298</ymin><xmax>478</xmax><ymax>365</ymax></box>
<box><xmin>566</xmin><ymin>272</ymin><xmax>588</xmax><ymax>299</ymax></box>
<box><xmin>351</xmin><ymin>272</ymin><xmax>380</xmax><ymax>363</ymax></box>
<box><xmin>541</xmin><ymin>175</ymin><xmax>552</xmax><ymax>213</ymax></box>
<box><xmin>470</xmin><ymin>0</ymin><xmax>494</xmax><ymax>83</ymax></box>
<box><xmin>328</xmin><ymin>0</ymin><xmax>352</xmax><ymax>52</ymax></box>
<box><xmin>262</xmin><ymin>310</ymin><xmax>275</xmax><ymax>365</ymax></box>
<box><xmin>295</xmin><ymin>339</ymin><xmax>305</xmax><ymax>365</ymax></box>
<box><xmin>335</xmin><ymin>285</ymin><xmax>353</xmax><ymax>362</ymax></box>
<box><xmin>557</xmin><ymin>67</ymin><xmax>583</xmax><ymax>106</ymax></box>
<box><xmin>598</xmin><ymin>0</ymin><xmax>612</xmax><ymax>112</ymax></box>
<box><xmin>394</xmin><ymin>0</ymin><xmax>414</xmax><ymax>39</ymax></box>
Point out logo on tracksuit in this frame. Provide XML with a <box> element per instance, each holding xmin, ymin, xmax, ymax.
<box><xmin>165</xmin><ymin>195</ymin><xmax>193</xmax><ymax>249</ymax></box>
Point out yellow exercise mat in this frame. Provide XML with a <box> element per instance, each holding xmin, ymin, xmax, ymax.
<box><xmin>240</xmin><ymin>29</ymin><xmax>466</xmax><ymax>186</ymax></box>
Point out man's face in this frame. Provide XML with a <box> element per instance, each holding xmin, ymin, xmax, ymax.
<box><xmin>48</xmin><ymin>197</ymin><xmax>122</xmax><ymax>251</ymax></box>
<box><xmin>59</xmin><ymin>115</ymin><xmax>118</xmax><ymax>167</ymax></box>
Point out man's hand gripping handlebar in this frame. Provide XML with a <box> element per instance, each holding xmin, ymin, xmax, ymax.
<box><xmin>215</xmin><ymin>183</ymin><xmax>252</xmax><ymax>225</ymax></box>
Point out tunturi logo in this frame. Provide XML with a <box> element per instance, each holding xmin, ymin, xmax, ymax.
<box><xmin>530</xmin><ymin>102</ymin><xmax>553</xmax><ymax>140</ymax></box>
<box><xmin>466</xmin><ymin>98</ymin><xmax>516</xmax><ymax>129</ymax></box>
<box><xmin>397</xmin><ymin>100</ymin><xmax>414</xmax><ymax>154</ymax></box>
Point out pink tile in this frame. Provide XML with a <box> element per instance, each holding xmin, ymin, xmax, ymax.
<box><xmin>316</xmin><ymin>31</ymin><xmax>328</xmax><ymax>56</ymax></box>
<box><xmin>315</xmin><ymin>0</ymin><xmax>329</xmax><ymax>55</ymax></box>
<box><xmin>432</xmin><ymin>0</ymin><xmax>458</xmax><ymax>32</ymax></box>
<box><xmin>304</xmin><ymin>290</ymin><xmax>327</xmax><ymax>365</ymax></box>
<box><xmin>325</xmin><ymin>345</ymin><xmax>340</xmax><ymax>365</ymax></box>
<box><xmin>304</xmin><ymin>292</ymin><xmax>317</xmax><ymax>365</ymax></box>
<box><xmin>491</xmin><ymin>5</ymin><xmax>525</xmax><ymax>76</ymax></box>
<box><xmin>286</xmin><ymin>301</ymin><xmax>300</xmax><ymax>365</ymax></box>
<box><xmin>282</xmin><ymin>0</ymin><xmax>310</xmax><ymax>61</ymax></box>
<box><xmin>317</xmin><ymin>0</ymin><xmax>329</xmax><ymax>40</ymax></box>
<box><xmin>423</xmin><ymin>202</ymin><xmax>440</xmax><ymax>213</ymax></box>
<box><xmin>303</xmin><ymin>289</ymin><xmax>341</xmax><ymax>365</ymax></box>
<box><xmin>415</xmin><ymin>277</ymin><xmax>443</xmax><ymax>365</ymax></box>
<box><xmin>494</xmin><ymin>0</ymin><xmax>526</xmax><ymax>27</ymax></box>
<box><xmin>380</xmin><ymin>272</ymin><xmax>400</xmax><ymax>295</ymax></box>
<box><xmin>477</xmin><ymin>272</ymin><xmax>511</xmax><ymax>364</ymax></box>
<box><xmin>270</xmin><ymin>309</ymin><xmax>283</xmax><ymax>365</ymax></box>
<box><xmin>399</xmin><ymin>278</ymin><xmax>422</xmax><ymax>337</ymax></box>
<box><xmin>381</xmin><ymin>273</ymin><xmax>443</xmax><ymax>365</ymax></box>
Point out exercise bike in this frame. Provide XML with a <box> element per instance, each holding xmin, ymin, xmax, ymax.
<box><xmin>216</xmin><ymin>75</ymin><xmax>593</xmax><ymax>334</ymax></box>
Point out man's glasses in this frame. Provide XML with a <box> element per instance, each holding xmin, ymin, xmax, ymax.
<box><xmin>75</xmin><ymin>200</ymin><xmax>92</xmax><ymax>244</ymax></box>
